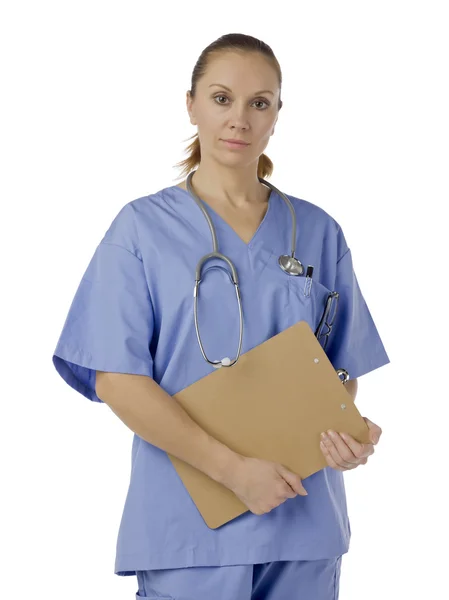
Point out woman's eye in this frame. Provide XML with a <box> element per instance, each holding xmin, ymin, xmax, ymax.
<box><xmin>214</xmin><ymin>95</ymin><xmax>269</xmax><ymax>109</ymax></box>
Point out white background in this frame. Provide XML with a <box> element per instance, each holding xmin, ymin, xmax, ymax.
<box><xmin>1</xmin><ymin>1</ymin><xmax>447</xmax><ymax>598</ymax></box>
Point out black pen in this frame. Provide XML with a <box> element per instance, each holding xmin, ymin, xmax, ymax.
<box><xmin>305</xmin><ymin>265</ymin><xmax>314</xmax><ymax>296</ymax></box>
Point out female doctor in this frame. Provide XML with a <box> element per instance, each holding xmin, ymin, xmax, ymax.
<box><xmin>52</xmin><ymin>33</ymin><xmax>390</xmax><ymax>600</ymax></box>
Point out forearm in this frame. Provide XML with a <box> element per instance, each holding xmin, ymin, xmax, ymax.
<box><xmin>95</xmin><ymin>371</ymin><xmax>241</xmax><ymax>486</ymax></box>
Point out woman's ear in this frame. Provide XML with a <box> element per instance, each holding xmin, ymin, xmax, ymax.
<box><xmin>186</xmin><ymin>91</ymin><xmax>197</xmax><ymax>126</ymax></box>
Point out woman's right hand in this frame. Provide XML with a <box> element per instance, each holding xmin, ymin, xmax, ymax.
<box><xmin>223</xmin><ymin>455</ymin><xmax>308</xmax><ymax>515</ymax></box>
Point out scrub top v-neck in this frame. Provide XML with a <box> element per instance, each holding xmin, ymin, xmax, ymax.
<box><xmin>52</xmin><ymin>182</ymin><xmax>390</xmax><ymax>576</ymax></box>
<box><xmin>177</xmin><ymin>184</ymin><xmax>275</xmax><ymax>248</ymax></box>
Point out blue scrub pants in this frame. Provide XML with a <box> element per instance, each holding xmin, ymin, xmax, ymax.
<box><xmin>136</xmin><ymin>556</ymin><xmax>342</xmax><ymax>599</ymax></box>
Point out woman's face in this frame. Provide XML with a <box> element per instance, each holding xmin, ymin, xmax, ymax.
<box><xmin>186</xmin><ymin>52</ymin><xmax>281</xmax><ymax>166</ymax></box>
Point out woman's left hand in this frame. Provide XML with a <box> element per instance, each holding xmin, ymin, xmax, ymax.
<box><xmin>319</xmin><ymin>417</ymin><xmax>382</xmax><ymax>471</ymax></box>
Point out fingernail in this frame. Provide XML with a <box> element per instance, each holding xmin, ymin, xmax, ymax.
<box><xmin>372</xmin><ymin>435</ymin><xmax>379</xmax><ymax>444</ymax></box>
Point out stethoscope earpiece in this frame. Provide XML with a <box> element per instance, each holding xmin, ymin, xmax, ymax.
<box><xmin>212</xmin><ymin>357</ymin><xmax>232</xmax><ymax>369</ymax></box>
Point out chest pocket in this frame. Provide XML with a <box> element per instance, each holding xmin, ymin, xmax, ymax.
<box><xmin>258</xmin><ymin>248</ymin><xmax>335</xmax><ymax>339</ymax></box>
<box><xmin>288</xmin><ymin>274</ymin><xmax>335</xmax><ymax>340</ymax></box>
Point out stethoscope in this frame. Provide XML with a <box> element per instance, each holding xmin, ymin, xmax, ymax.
<box><xmin>186</xmin><ymin>170</ymin><xmax>349</xmax><ymax>383</ymax></box>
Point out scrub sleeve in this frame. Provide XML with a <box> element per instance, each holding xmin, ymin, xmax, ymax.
<box><xmin>326</xmin><ymin>246</ymin><xmax>389</xmax><ymax>379</ymax></box>
<box><xmin>52</xmin><ymin>227</ymin><xmax>156</xmax><ymax>404</ymax></box>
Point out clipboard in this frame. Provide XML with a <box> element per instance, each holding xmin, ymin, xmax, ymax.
<box><xmin>168</xmin><ymin>320</ymin><xmax>370</xmax><ymax>529</ymax></box>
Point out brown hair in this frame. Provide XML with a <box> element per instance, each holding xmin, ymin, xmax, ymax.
<box><xmin>174</xmin><ymin>33</ymin><xmax>283</xmax><ymax>182</ymax></box>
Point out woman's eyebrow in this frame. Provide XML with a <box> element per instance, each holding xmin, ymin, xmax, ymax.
<box><xmin>209</xmin><ymin>83</ymin><xmax>274</xmax><ymax>96</ymax></box>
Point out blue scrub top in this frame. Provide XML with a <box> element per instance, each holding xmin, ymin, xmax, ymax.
<box><xmin>52</xmin><ymin>183</ymin><xmax>390</xmax><ymax>576</ymax></box>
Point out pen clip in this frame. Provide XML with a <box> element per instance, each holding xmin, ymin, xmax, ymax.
<box><xmin>304</xmin><ymin>265</ymin><xmax>314</xmax><ymax>297</ymax></box>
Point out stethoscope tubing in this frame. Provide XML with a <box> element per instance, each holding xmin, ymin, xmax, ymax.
<box><xmin>187</xmin><ymin>170</ymin><xmax>298</xmax><ymax>368</ymax></box>
<box><xmin>185</xmin><ymin>170</ymin><xmax>347</xmax><ymax>383</ymax></box>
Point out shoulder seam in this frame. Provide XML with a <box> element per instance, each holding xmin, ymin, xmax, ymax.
<box><xmin>337</xmin><ymin>247</ymin><xmax>350</xmax><ymax>265</ymax></box>
<box><xmin>100</xmin><ymin>241</ymin><xmax>142</xmax><ymax>261</ymax></box>
<box><xmin>127</xmin><ymin>201</ymin><xmax>144</xmax><ymax>260</ymax></box>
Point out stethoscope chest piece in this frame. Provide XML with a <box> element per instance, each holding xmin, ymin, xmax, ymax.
<box><xmin>278</xmin><ymin>254</ymin><xmax>304</xmax><ymax>276</ymax></box>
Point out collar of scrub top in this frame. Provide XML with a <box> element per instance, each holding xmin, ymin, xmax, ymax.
<box><xmin>186</xmin><ymin>170</ymin><xmax>305</xmax><ymax>369</ymax></box>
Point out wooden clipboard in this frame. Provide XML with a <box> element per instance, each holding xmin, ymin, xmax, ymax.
<box><xmin>168</xmin><ymin>320</ymin><xmax>370</xmax><ymax>529</ymax></box>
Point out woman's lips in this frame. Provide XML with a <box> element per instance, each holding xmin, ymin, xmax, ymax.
<box><xmin>222</xmin><ymin>139</ymin><xmax>250</xmax><ymax>148</ymax></box>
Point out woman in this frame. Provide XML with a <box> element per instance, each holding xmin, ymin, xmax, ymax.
<box><xmin>52</xmin><ymin>33</ymin><xmax>389</xmax><ymax>599</ymax></box>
